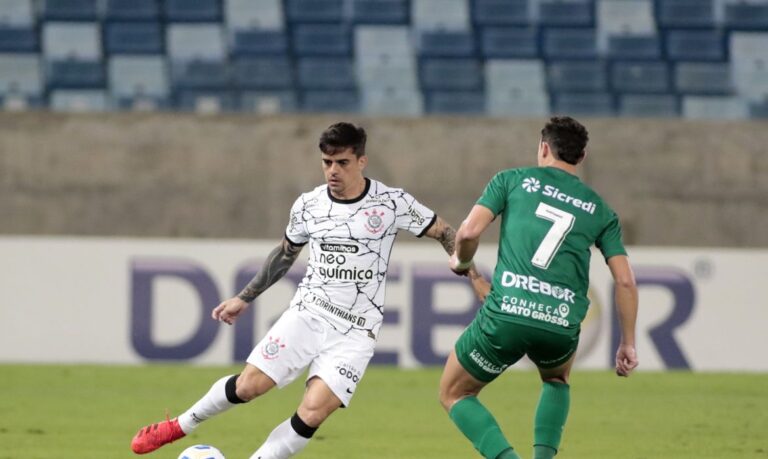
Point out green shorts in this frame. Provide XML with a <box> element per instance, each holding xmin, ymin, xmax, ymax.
<box><xmin>455</xmin><ymin>308</ymin><xmax>580</xmax><ymax>383</ymax></box>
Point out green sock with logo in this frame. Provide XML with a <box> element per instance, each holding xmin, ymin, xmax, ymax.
<box><xmin>533</xmin><ymin>381</ymin><xmax>570</xmax><ymax>457</ymax></box>
<box><xmin>449</xmin><ymin>396</ymin><xmax>521</xmax><ymax>459</ymax></box>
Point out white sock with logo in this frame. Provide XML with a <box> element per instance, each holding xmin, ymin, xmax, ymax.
<box><xmin>177</xmin><ymin>375</ymin><xmax>243</xmax><ymax>434</ymax></box>
<box><xmin>249</xmin><ymin>414</ymin><xmax>315</xmax><ymax>459</ymax></box>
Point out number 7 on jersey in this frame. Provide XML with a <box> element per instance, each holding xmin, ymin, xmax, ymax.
<box><xmin>531</xmin><ymin>202</ymin><xmax>575</xmax><ymax>269</ymax></box>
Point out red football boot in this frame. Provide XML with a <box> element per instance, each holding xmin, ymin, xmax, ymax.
<box><xmin>130</xmin><ymin>416</ymin><xmax>185</xmax><ymax>454</ymax></box>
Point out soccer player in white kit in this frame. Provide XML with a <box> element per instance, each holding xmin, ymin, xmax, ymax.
<box><xmin>131</xmin><ymin>122</ymin><xmax>482</xmax><ymax>458</ymax></box>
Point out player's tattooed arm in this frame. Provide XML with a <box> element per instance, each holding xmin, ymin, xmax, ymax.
<box><xmin>236</xmin><ymin>238</ymin><xmax>304</xmax><ymax>303</ymax></box>
<box><xmin>424</xmin><ymin>216</ymin><xmax>457</xmax><ymax>256</ymax></box>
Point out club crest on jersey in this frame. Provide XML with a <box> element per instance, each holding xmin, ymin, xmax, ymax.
<box><xmin>522</xmin><ymin>177</ymin><xmax>541</xmax><ymax>193</ymax></box>
<box><xmin>364</xmin><ymin>209</ymin><xmax>385</xmax><ymax>234</ymax></box>
<box><xmin>261</xmin><ymin>336</ymin><xmax>285</xmax><ymax>360</ymax></box>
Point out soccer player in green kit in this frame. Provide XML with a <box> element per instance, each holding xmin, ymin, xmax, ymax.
<box><xmin>439</xmin><ymin>116</ymin><xmax>639</xmax><ymax>459</ymax></box>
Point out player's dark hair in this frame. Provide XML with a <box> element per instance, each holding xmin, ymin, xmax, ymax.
<box><xmin>541</xmin><ymin>116</ymin><xmax>589</xmax><ymax>165</ymax></box>
<box><xmin>319</xmin><ymin>122</ymin><xmax>367</xmax><ymax>157</ymax></box>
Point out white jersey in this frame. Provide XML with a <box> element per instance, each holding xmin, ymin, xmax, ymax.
<box><xmin>285</xmin><ymin>178</ymin><xmax>436</xmax><ymax>336</ymax></box>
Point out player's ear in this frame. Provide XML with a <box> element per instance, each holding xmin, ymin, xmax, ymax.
<box><xmin>358</xmin><ymin>154</ymin><xmax>368</xmax><ymax>170</ymax></box>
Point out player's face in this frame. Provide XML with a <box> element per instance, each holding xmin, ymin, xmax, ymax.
<box><xmin>321</xmin><ymin>148</ymin><xmax>367</xmax><ymax>197</ymax></box>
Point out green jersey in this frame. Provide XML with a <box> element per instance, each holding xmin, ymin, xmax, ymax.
<box><xmin>477</xmin><ymin>166</ymin><xmax>627</xmax><ymax>335</ymax></box>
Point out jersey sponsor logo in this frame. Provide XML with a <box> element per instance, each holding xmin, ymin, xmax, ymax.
<box><xmin>309</xmin><ymin>294</ymin><xmax>367</xmax><ymax>326</ymax></box>
<box><xmin>407</xmin><ymin>206</ymin><xmax>426</xmax><ymax>226</ymax></box>
<box><xmin>500</xmin><ymin>271</ymin><xmax>576</xmax><ymax>304</ymax></box>
<box><xmin>469</xmin><ymin>349</ymin><xmax>508</xmax><ymax>375</ymax></box>
<box><xmin>316</xmin><ymin>251</ymin><xmax>375</xmax><ymax>281</ymax></box>
<box><xmin>336</xmin><ymin>362</ymin><xmax>362</xmax><ymax>383</ymax></box>
<box><xmin>522</xmin><ymin>177</ymin><xmax>597</xmax><ymax>214</ymax></box>
<box><xmin>261</xmin><ymin>336</ymin><xmax>285</xmax><ymax>360</ymax></box>
<box><xmin>364</xmin><ymin>209</ymin><xmax>385</xmax><ymax>234</ymax></box>
<box><xmin>320</xmin><ymin>243</ymin><xmax>359</xmax><ymax>254</ymax></box>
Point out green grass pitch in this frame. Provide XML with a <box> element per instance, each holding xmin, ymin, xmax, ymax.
<box><xmin>0</xmin><ymin>365</ymin><xmax>766</xmax><ymax>458</ymax></box>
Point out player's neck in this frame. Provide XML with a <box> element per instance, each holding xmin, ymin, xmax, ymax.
<box><xmin>329</xmin><ymin>177</ymin><xmax>367</xmax><ymax>201</ymax></box>
<box><xmin>544</xmin><ymin>160</ymin><xmax>578</xmax><ymax>176</ymax></box>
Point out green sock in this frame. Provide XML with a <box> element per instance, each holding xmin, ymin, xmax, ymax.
<box><xmin>533</xmin><ymin>381</ymin><xmax>570</xmax><ymax>456</ymax></box>
<box><xmin>449</xmin><ymin>396</ymin><xmax>519</xmax><ymax>459</ymax></box>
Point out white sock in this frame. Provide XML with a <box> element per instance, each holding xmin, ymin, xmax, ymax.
<box><xmin>177</xmin><ymin>375</ymin><xmax>241</xmax><ymax>434</ymax></box>
<box><xmin>249</xmin><ymin>416</ymin><xmax>313</xmax><ymax>459</ymax></box>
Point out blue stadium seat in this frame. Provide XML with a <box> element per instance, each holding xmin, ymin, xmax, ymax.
<box><xmin>487</xmin><ymin>88</ymin><xmax>550</xmax><ymax>117</ymax></box>
<box><xmin>425</xmin><ymin>90</ymin><xmax>485</xmax><ymax>114</ymax></box>
<box><xmin>47</xmin><ymin>59</ymin><xmax>105</xmax><ymax>89</ymax></box>
<box><xmin>418</xmin><ymin>31</ymin><xmax>475</xmax><ymax>57</ymax></box>
<box><xmin>164</xmin><ymin>0</ymin><xmax>222</xmax><ymax>22</ymax></box>
<box><xmin>108</xmin><ymin>56</ymin><xmax>169</xmax><ymax>109</ymax></box>
<box><xmin>230</xmin><ymin>30</ymin><xmax>288</xmax><ymax>56</ymax></box>
<box><xmin>50</xmin><ymin>89</ymin><xmax>109</xmax><ymax>111</ymax></box>
<box><xmin>167</xmin><ymin>24</ymin><xmax>226</xmax><ymax>61</ymax></box>
<box><xmin>674</xmin><ymin>62</ymin><xmax>733</xmax><ymax>95</ymax></box>
<box><xmin>170</xmin><ymin>60</ymin><xmax>230</xmax><ymax>89</ymax></box>
<box><xmin>486</xmin><ymin>59</ymin><xmax>546</xmax><ymax>93</ymax></box>
<box><xmin>286</xmin><ymin>0</ymin><xmax>345</xmax><ymax>23</ymax></box>
<box><xmin>298</xmin><ymin>57</ymin><xmax>356</xmax><ymax>89</ymax></box>
<box><xmin>43</xmin><ymin>23</ymin><xmax>102</xmax><ymax>60</ymax></box>
<box><xmin>552</xmin><ymin>92</ymin><xmax>614</xmax><ymax>115</ymax></box>
<box><xmin>293</xmin><ymin>25</ymin><xmax>351</xmax><ymax>56</ymax></box>
<box><xmin>665</xmin><ymin>30</ymin><xmax>725</xmax><ymax>62</ymax></box>
<box><xmin>412</xmin><ymin>0</ymin><xmax>471</xmax><ymax>31</ymax></box>
<box><xmin>361</xmin><ymin>87</ymin><xmax>423</xmax><ymax>115</ymax></box>
<box><xmin>240</xmin><ymin>91</ymin><xmax>298</xmax><ymax>113</ymax></box>
<box><xmin>41</xmin><ymin>0</ymin><xmax>98</xmax><ymax>21</ymax></box>
<box><xmin>352</xmin><ymin>0</ymin><xmax>409</xmax><ymax>24</ymax></box>
<box><xmin>175</xmin><ymin>90</ymin><xmax>238</xmax><ymax>112</ymax></box>
<box><xmin>543</xmin><ymin>28</ymin><xmax>597</xmax><ymax>60</ymax></box>
<box><xmin>607</xmin><ymin>35</ymin><xmax>660</xmax><ymax>60</ymax></box>
<box><xmin>104</xmin><ymin>22</ymin><xmax>163</xmax><ymax>54</ymax></box>
<box><xmin>656</xmin><ymin>0</ymin><xmax>715</xmax><ymax>28</ymax></box>
<box><xmin>225</xmin><ymin>0</ymin><xmax>284</xmax><ymax>30</ymax></box>
<box><xmin>547</xmin><ymin>61</ymin><xmax>606</xmax><ymax>92</ymax></box>
<box><xmin>301</xmin><ymin>90</ymin><xmax>359</xmax><ymax>112</ymax></box>
<box><xmin>0</xmin><ymin>54</ymin><xmax>43</xmax><ymax>106</ymax></box>
<box><xmin>0</xmin><ymin>0</ymin><xmax>35</xmax><ymax>26</ymax></box>
<box><xmin>104</xmin><ymin>0</ymin><xmax>159</xmax><ymax>21</ymax></box>
<box><xmin>538</xmin><ymin>0</ymin><xmax>594</xmax><ymax>27</ymax></box>
<box><xmin>611</xmin><ymin>61</ymin><xmax>669</xmax><ymax>93</ymax></box>
<box><xmin>723</xmin><ymin>3</ymin><xmax>768</xmax><ymax>30</ymax></box>
<box><xmin>682</xmin><ymin>96</ymin><xmax>748</xmax><ymax>119</ymax></box>
<box><xmin>420</xmin><ymin>58</ymin><xmax>483</xmax><ymax>90</ymax></box>
<box><xmin>749</xmin><ymin>99</ymin><xmax>768</xmax><ymax>118</ymax></box>
<box><xmin>473</xmin><ymin>0</ymin><xmax>529</xmax><ymax>26</ymax></box>
<box><xmin>232</xmin><ymin>57</ymin><xmax>293</xmax><ymax>89</ymax></box>
<box><xmin>0</xmin><ymin>26</ymin><xmax>38</xmax><ymax>52</ymax></box>
<box><xmin>481</xmin><ymin>27</ymin><xmax>538</xmax><ymax>58</ymax></box>
<box><xmin>619</xmin><ymin>94</ymin><xmax>679</xmax><ymax>117</ymax></box>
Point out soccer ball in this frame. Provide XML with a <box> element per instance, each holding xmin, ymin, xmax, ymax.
<box><xmin>177</xmin><ymin>444</ymin><xmax>226</xmax><ymax>459</ymax></box>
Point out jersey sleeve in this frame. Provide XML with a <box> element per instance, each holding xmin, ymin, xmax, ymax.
<box><xmin>476</xmin><ymin>171</ymin><xmax>512</xmax><ymax>216</ymax></box>
<box><xmin>596</xmin><ymin>211</ymin><xmax>627</xmax><ymax>260</ymax></box>
<box><xmin>394</xmin><ymin>190</ymin><xmax>437</xmax><ymax>237</ymax></box>
<box><xmin>284</xmin><ymin>196</ymin><xmax>309</xmax><ymax>246</ymax></box>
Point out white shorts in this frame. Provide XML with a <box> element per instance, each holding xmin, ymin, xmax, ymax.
<box><xmin>246</xmin><ymin>307</ymin><xmax>376</xmax><ymax>407</ymax></box>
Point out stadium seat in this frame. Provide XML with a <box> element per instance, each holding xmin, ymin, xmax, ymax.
<box><xmin>473</xmin><ymin>0</ymin><xmax>530</xmax><ymax>26</ymax></box>
<box><xmin>0</xmin><ymin>0</ymin><xmax>34</xmax><ymax>25</ymax></box>
<box><xmin>104</xmin><ymin>22</ymin><xmax>164</xmax><ymax>54</ymax></box>
<box><xmin>301</xmin><ymin>90</ymin><xmax>359</xmax><ymax>112</ymax></box>
<box><xmin>0</xmin><ymin>26</ymin><xmax>38</xmax><ymax>53</ymax></box>
<box><xmin>285</xmin><ymin>0</ymin><xmax>345</xmax><ymax>23</ymax></box>
<box><xmin>164</xmin><ymin>0</ymin><xmax>221</xmax><ymax>23</ymax></box>
<box><xmin>108</xmin><ymin>55</ymin><xmax>169</xmax><ymax>109</ymax></box>
<box><xmin>619</xmin><ymin>94</ymin><xmax>680</xmax><ymax>117</ymax></box>
<box><xmin>547</xmin><ymin>61</ymin><xmax>607</xmax><ymax>92</ymax></box>
<box><xmin>351</xmin><ymin>0</ymin><xmax>409</xmax><ymax>24</ymax></box>
<box><xmin>293</xmin><ymin>24</ymin><xmax>352</xmax><ymax>56</ymax></box>
<box><xmin>420</xmin><ymin>58</ymin><xmax>483</xmax><ymax>90</ymax></box>
<box><xmin>229</xmin><ymin>30</ymin><xmax>288</xmax><ymax>56</ymax></box>
<box><xmin>47</xmin><ymin>59</ymin><xmax>105</xmax><ymax>89</ymax></box>
<box><xmin>225</xmin><ymin>0</ymin><xmax>284</xmax><ymax>30</ymax></box>
<box><xmin>542</xmin><ymin>28</ymin><xmax>598</xmax><ymax>59</ymax></box>
<box><xmin>50</xmin><ymin>89</ymin><xmax>109</xmax><ymax>111</ymax></box>
<box><xmin>167</xmin><ymin>24</ymin><xmax>226</xmax><ymax>61</ymax></box>
<box><xmin>723</xmin><ymin>3</ymin><xmax>768</xmax><ymax>30</ymax></box>
<box><xmin>298</xmin><ymin>57</ymin><xmax>356</xmax><ymax>89</ymax></box>
<box><xmin>674</xmin><ymin>62</ymin><xmax>733</xmax><ymax>95</ymax></box>
<box><xmin>656</xmin><ymin>0</ymin><xmax>715</xmax><ymax>28</ymax></box>
<box><xmin>730</xmin><ymin>33</ymin><xmax>768</xmax><ymax>101</ymax></box>
<box><xmin>0</xmin><ymin>54</ymin><xmax>42</xmax><ymax>107</ymax></box>
<box><xmin>487</xmin><ymin>87</ymin><xmax>549</xmax><ymax>116</ymax></box>
<box><xmin>682</xmin><ymin>96</ymin><xmax>748</xmax><ymax>119</ymax></box>
<box><xmin>606</xmin><ymin>35</ymin><xmax>660</xmax><ymax>60</ymax></box>
<box><xmin>596</xmin><ymin>0</ymin><xmax>655</xmax><ymax>51</ymax></box>
<box><xmin>357</xmin><ymin>54</ymin><xmax>419</xmax><ymax>90</ymax></box>
<box><xmin>231</xmin><ymin>57</ymin><xmax>293</xmax><ymax>89</ymax></box>
<box><xmin>170</xmin><ymin>60</ymin><xmax>230</xmax><ymax>90</ymax></box>
<box><xmin>425</xmin><ymin>90</ymin><xmax>485</xmax><ymax>114</ymax></box>
<box><xmin>175</xmin><ymin>90</ymin><xmax>238</xmax><ymax>113</ymax></box>
<box><xmin>412</xmin><ymin>0</ymin><xmax>470</xmax><ymax>31</ymax></box>
<box><xmin>538</xmin><ymin>0</ymin><xmax>594</xmax><ymax>27</ymax></box>
<box><xmin>417</xmin><ymin>31</ymin><xmax>475</xmax><ymax>57</ymax></box>
<box><xmin>41</xmin><ymin>0</ymin><xmax>98</xmax><ymax>21</ymax></box>
<box><xmin>552</xmin><ymin>92</ymin><xmax>615</xmax><ymax>115</ymax></box>
<box><xmin>481</xmin><ymin>27</ymin><xmax>538</xmax><ymax>58</ymax></box>
<box><xmin>665</xmin><ymin>30</ymin><xmax>725</xmax><ymax>62</ymax></box>
<box><xmin>43</xmin><ymin>23</ymin><xmax>102</xmax><ymax>60</ymax></box>
<box><xmin>104</xmin><ymin>0</ymin><xmax>160</xmax><ymax>21</ymax></box>
<box><xmin>240</xmin><ymin>90</ymin><xmax>297</xmax><ymax>113</ymax></box>
<box><xmin>355</xmin><ymin>26</ymin><xmax>412</xmax><ymax>58</ymax></box>
<box><xmin>748</xmin><ymin>99</ymin><xmax>768</xmax><ymax>118</ymax></box>
<box><xmin>611</xmin><ymin>61</ymin><xmax>669</xmax><ymax>93</ymax></box>
<box><xmin>361</xmin><ymin>87</ymin><xmax>424</xmax><ymax>115</ymax></box>
<box><xmin>486</xmin><ymin>59</ymin><xmax>546</xmax><ymax>93</ymax></box>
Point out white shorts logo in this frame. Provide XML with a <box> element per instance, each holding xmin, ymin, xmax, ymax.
<box><xmin>522</xmin><ymin>177</ymin><xmax>541</xmax><ymax>193</ymax></box>
<box><xmin>261</xmin><ymin>336</ymin><xmax>285</xmax><ymax>360</ymax></box>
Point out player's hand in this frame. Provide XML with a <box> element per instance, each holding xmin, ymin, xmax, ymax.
<box><xmin>615</xmin><ymin>344</ymin><xmax>638</xmax><ymax>377</ymax></box>
<box><xmin>212</xmin><ymin>297</ymin><xmax>249</xmax><ymax>325</ymax></box>
<box><xmin>449</xmin><ymin>253</ymin><xmax>472</xmax><ymax>276</ymax></box>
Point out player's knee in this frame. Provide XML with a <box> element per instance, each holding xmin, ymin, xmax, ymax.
<box><xmin>296</xmin><ymin>405</ymin><xmax>331</xmax><ymax>428</ymax></box>
<box><xmin>542</xmin><ymin>374</ymin><xmax>569</xmax><ymax>385</ymax></box>
<box><xmin>235</xmin><ymin>371</ymin><xmax>274</xmax><ymax>401</ymax></box>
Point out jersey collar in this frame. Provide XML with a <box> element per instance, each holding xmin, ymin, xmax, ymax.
<box><xmin>327</xmin><ymin>177</ymin><xmax>371</xmax><ymax>204</ymax></box>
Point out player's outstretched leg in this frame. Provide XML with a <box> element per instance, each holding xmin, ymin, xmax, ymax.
<box><xmin>533</xmin><ymin>355</ymin><xmax>575</xmax><ymax>459</ymax></box>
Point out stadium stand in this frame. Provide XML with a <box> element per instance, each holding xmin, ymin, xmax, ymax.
<box><xmin>0</xmin><ymin>0</ymin><xmax>765</xmax><ymax>118</ymax></box>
